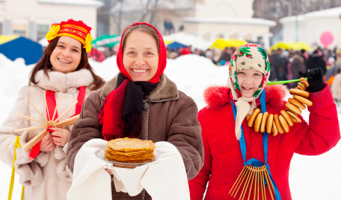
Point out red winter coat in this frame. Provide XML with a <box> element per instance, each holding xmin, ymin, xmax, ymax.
<box><xmin>189</xmin><ymin>84</ymin><xmax>340</xmax><ymax>200</ymax></box>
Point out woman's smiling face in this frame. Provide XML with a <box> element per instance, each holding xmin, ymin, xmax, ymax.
<box><xmin>236</xmin><ymin>68</ymin><xmax>263</xmax><ymax>98</ymax></box>
<box><xmin>50</xmin><ymin>36</ymin><xmax>82</xmax><ymax>73</ymax></box>
<box><xmin>123</xmin><ymin>31</ymin><xmax>159</xmax><ymax>82</ymax></box>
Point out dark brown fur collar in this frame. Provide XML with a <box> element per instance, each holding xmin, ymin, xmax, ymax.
<box><xmin>100</xmin><ymin>73</ymin><xmax>179</xmax><ymax>102</ymax></box>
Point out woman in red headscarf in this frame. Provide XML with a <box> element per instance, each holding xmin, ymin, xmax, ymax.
<box><xmin>66</xmin><ymin>22</ymin><xmax>204</xmax><ymax>199</ymax></box>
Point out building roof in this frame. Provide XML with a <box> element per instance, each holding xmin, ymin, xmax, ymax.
<box><xmin>38</xmin><ymin>0</ymin><xmax>103</xmax><ymax>7</ymax></box>
<box><xmin>183</xmin><ymin>17</ymin><xmax>276</xmax><ymax>27</ymax></box>
<box><xmin>280</xmin><ymin>6</ymin><xmax>341</xmax><ymax>23</ymax></box>
<box><xmin>110</xmin><ymin>0</ymin><xmax>194</xmax><ymax>13</ymax></box>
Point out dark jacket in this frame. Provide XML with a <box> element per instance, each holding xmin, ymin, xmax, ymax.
<box><xmin>66</xmin><ymin>74</ymin><xmax>204</xmax><ymax>200</ymax></box>
<box><xmin>291</xmin><ymin>54</ymin><xmax>306</xmax><ymax>87</ymax></box>
<box><xmin>271</xmin><ymin>53</ymin><xmax>287</xmax><ymax>81</ymax></box>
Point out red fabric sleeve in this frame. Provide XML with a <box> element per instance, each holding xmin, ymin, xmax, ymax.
<box><xmin>294</xmin><ymin>83</ymin><xmax>341</xmax><ymax>155</ymax></box>
<box><xmin>189</xmin><ymin>110</ymin><xmax>211</xmax><ymax>200</ymax></box>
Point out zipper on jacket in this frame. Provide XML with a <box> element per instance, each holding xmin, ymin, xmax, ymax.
<box><xmin>141</xmin><ymin>101</ymin><xmax>149</xmax><ymax>200</ymax></box>
<box><xmin>141</xmin><ymin>189</ymin><xmax>146</xmax><ymax>200</ymax></box>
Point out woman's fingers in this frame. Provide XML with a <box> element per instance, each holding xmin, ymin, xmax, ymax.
<box><xmin>51</xmin><ymin>130</ymin><xmax>63</xmax><ymax>137</ymax></box>
<box><xmin>52</xmin><ymin>137</ymin><xmax>62</xmax><ymax>145</ymax></box>
<box><xmin>46</xmin><ymin>142</ymin><xmax>55</xmax><ymax>151</ymax></box>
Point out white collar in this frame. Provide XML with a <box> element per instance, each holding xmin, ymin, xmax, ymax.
<box><xmin>34</xmin><ymin>69</ymin><xmax>94</xmax><ymax>92</ymax></box>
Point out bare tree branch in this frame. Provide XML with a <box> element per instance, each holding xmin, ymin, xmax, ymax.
<box><xmin>149</xmin><ymin>0</ymin><xmax>160</xmax><ymax>25</ymax></box>
<box><xmin>140</xmin><ymin>0</ymin><xmax>152</xmax><ymax>22</ymax></box>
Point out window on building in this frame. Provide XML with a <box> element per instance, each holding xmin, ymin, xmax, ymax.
<box><xmin>0</xmin><ymin>23</ymin><xmax>3</xmax><ymax>35</ymax></box>
<box><xmin>37</xmin><ymin>25</ymin><xmax>49</xmax><ymax>41</ymax></box>
<box><xmin>13</xmin><ymin>29</ymin><xmax>26</xmax><ymax>37</ymax></box>
<box><xmin>13</xmin><ymin>24</ymin><xmax>27</xmax><ymax>37</ymax></box>
<box><xmin>257</xmin><ymin>36</ymin><xmax>263</xmax><ymax>43</ymax></box>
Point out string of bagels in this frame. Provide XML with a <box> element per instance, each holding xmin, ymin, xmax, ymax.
<box><xmin>247</xmin><ymin>77</ymin><xmax>312</xmax><ymax>136</ymax></box>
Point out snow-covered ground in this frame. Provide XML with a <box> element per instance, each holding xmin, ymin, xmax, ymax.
<box><xmin>0</xmin><ymin>53</ymin><xmax>340</xmax><ymax>199</ymax></box>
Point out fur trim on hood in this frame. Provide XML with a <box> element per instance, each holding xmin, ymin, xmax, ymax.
<box><xmin>34</xmin><ymin>69</ymin><xmax>94</xmax><ymax>92</ymax></box>
<box><xmin>204</xmin><ymin>84</ymin><xmax>287</xmax><ymax>110</ymax></box>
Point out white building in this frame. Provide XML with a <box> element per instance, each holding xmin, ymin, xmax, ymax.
<box><xmin>183</xmin><ymin>0</ymin><xmax>276</xmax><ymax>49</ymax></box>
<box><xmin>280</xmin><ymin>7</ymin><xmax>341</xmax><ymax>49</ymax></box>
<box><xmin>0</xmin><ymin>0</ymin><xmax>103</xmax><ymax>41</ymax></box>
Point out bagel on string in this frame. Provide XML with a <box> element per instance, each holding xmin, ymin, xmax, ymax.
<box><xmin>274</xmin><ymin>114</ymin><xmax>284</xmax><ymax>134</ymax></box>
<box><xmin>260</xmin><ymin>112</ymin><xmax>269</xmax><ymax>133</ymax></box>
<box><xmin>297</xmin><ymin>82</ymin><xmax>306</xmax><ymax>91</ymax></box>
<box><xmin>300</xmin><ymin>77</ymin><xmax>309</xmax><ymax>87</ymax></box>
<box><xmin>248</xmin><ymin>108</ymin><xmax>261</xmax><ymax>127</ymax></box>
<box><xmin>246</xmin><ymin>77</ymin><xmax>313</xmax><ymax>136</ymax></box>
<box><xmin>285</xmin><ymin>103</ymin><xmax>302</xmax><ymax>115</ymax></box>
<box><xmin>289</xmin><ymin>89</ymin><xmax>310</xmax><ymax>98</ymax></box>
<box><xmin>272</xmin><ymin>120</ymin><xmax>278</xmax><ymax>136</ymax></box>
<box><xmin>288</xmin><ymin>98</ymin><xmax>306</xmax><ymax>110</ymax></box>
<box><xmin>279</xmin><ymin>115</ymin><xmax>290</xmax><ymax>133</ymax></box>
<box><xmin>287</xmin><ymin>111</ymin><xmax>301</xmax><ymax>123</ymax></box>
<box><xmin>254</xmin><ymin>113</ymin><xmax>263</xmax><ymax>132</ymax></box>
<box><xmin>280</xmin><ymin>110</ymin><xmax>293</xmax><ymax>126</ymax></box>
<box><xmin>293</xmin><ymin>95</ymin><xmax>313</xmax><ymax>107</ymax></box>
<box><xmin>266</xmin><ymin>114</ymin><xmax>274</xmax><ymax>134</ymax></box>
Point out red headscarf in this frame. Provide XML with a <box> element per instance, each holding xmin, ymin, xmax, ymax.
<box><xmin>116</xmin><ymin>22</ymin><xmax>167</xmax><ymax>83</ymax></box>
<box><xmin>99</xmin><ymin>23</ymin><xmax>167</xmax><ymax>140</ymax></box>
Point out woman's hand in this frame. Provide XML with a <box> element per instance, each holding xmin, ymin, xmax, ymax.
<box><xmin>50</xmin><ymin>128</ymin><xmax>71</xmax><ymax>147</ymax></box>
<box><xmin>40</xmin><ymin>133</ymin><xmax>56</xmax><ymax>152</ymax></box>
<box><xmin>299</xmin><ymin>68</ymin><xmax>324</xmax><ymax>93</ymax></box>
<box><xmin>105</xmin><ymin>168</ymin><xmax>113</xmax><ymax>175</ymax></box>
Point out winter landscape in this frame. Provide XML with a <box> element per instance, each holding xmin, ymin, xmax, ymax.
<box><xmin>0</xmin><ymin>53</ymin><xmax>340</xmax><ymax>200</ymax></box>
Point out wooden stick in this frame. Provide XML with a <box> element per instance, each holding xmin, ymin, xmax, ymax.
<box><xmin>52</xmin><ymin>91</ymin><xmax>62</xmax><ymax>121</ymax></box>
<box><xmin>29</xmin><ymin>130</ymin><xmax>48</xmax><ymax>148</ymax></box>
<box><xmin>22</xmin><ymin>115</ymin><xmax>80</xmax><ymax>152</ymax></box>
<box><xmin>15</xmin><ymin>125</ymin><xmax>46</xmax><ymax>132</ymax></box>
<box><xmin>44</xmin><ymin>90</ymin><xmax>51</xmax><ymax>121</ymax></box>
<box><xmin>56</xmin><ymin>115</ymin><xmax>79</xmax><ymax>125</ymax></box>
<box><xmin>231</xmin><ymin>167</ymin><xmax>249</xmax><ymax>197</ymax></box>
<box><xmin>16</xmin><ymin>113</ymin><xmax>46</xmax><ymax>125</ymax></box>
<box><xmin>230</xmin><ymin>166</ymin><xmax>249</xmax><ymax>195</ymax></box>
<box><xmin>235</xmin><ymin>167</ymin><xmax>252</xmax><ymax>198</ymax></box>
<box><xmin>56</xmin><ymin>116</ymin><xmax>79</xmax><ymax>128</ymax></box>
<box><xmin>260</xmin><ymin>169</ymin><xmax>267</xmax><ymax>200</ymax></box>
<box><xmin>246</xmin><ymin>167</ymin><xmax>256</xmax><ymax>200</ymax></box>
<box><xmin>264</xmin><ymin>170</ymin><xmax>275</xmax><ymax>200</ymax></box>
<box><xmin>255</xmin><ymin>169</ymin><xmax>259</xmax><ymax>200</ymax></box>
<box><xmin>27</xmin><ymin>99</ymin><xmax>47</xmax><ymax>122</ymax></box>
<box><xmin>22</xmin><ymin>129</ymin><xmax>48</xmax><ymax>151</ymax></box>
<box><xmin>236</xmin><ymin>167</ymin><xmax>251</xmax><ymax>199</ymax></box>
<box><xmin>240</xmin><ymin>166</ymin><xmax>253</xmax><ymax>200</ymax></box>
<box><xmin>54</xmin><ymin>101</ymin><xmax>78</xmax><ymax>122</ymax></box>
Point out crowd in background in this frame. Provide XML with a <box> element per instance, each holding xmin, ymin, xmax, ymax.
<box><xmin>88</xmin><ymin>42</ymin><xmax>341</xmax><ymax>101</ymax></box>
<box><xmin>166</xmin><ymin>45</ymin><xmax>237</xmax><ymax>66</ymax></box>
<box><xmin>166</xmin><ymin>45</ymin><xmax>341</xmax><ymax>101</ymax></box>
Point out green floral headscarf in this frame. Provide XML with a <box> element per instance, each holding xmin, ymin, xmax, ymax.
<box><xmin>228</xmin><ymin>44</ymin><xmax>271</xmax><ymax>140</ymax></box>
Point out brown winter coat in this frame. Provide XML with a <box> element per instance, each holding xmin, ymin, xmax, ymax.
<box><xmin>0</xmin><ymin>69</ymin><xmax>97</xmax><ymax>200</ymax></box>
<box><xmin>66</xmin><ymin>73</ymin><xmax>204</xmax><ymax>200</ymax></box>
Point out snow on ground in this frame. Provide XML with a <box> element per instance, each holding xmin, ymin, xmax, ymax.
<box><xmin>0</xmin><ymin>53</ymin><xmax>340</xmax><ymax>199</ymax></box>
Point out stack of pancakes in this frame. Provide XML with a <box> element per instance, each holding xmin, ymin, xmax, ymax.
<box><xmin>104</xmin><ymin>137</ymin><xmax>155</xmax><ymax>163</ymax></box>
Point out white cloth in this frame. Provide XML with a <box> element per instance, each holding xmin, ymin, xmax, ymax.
<box><xmin>67</xmin><ymin>139</ymin><xmax>190</xmax><ymax>200</ymax></box>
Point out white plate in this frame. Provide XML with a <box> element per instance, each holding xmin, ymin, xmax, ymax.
<box><xmin>95</xmin><ymin>150</ymin><xmax>156</xmax><ymax>168</ymax></box>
